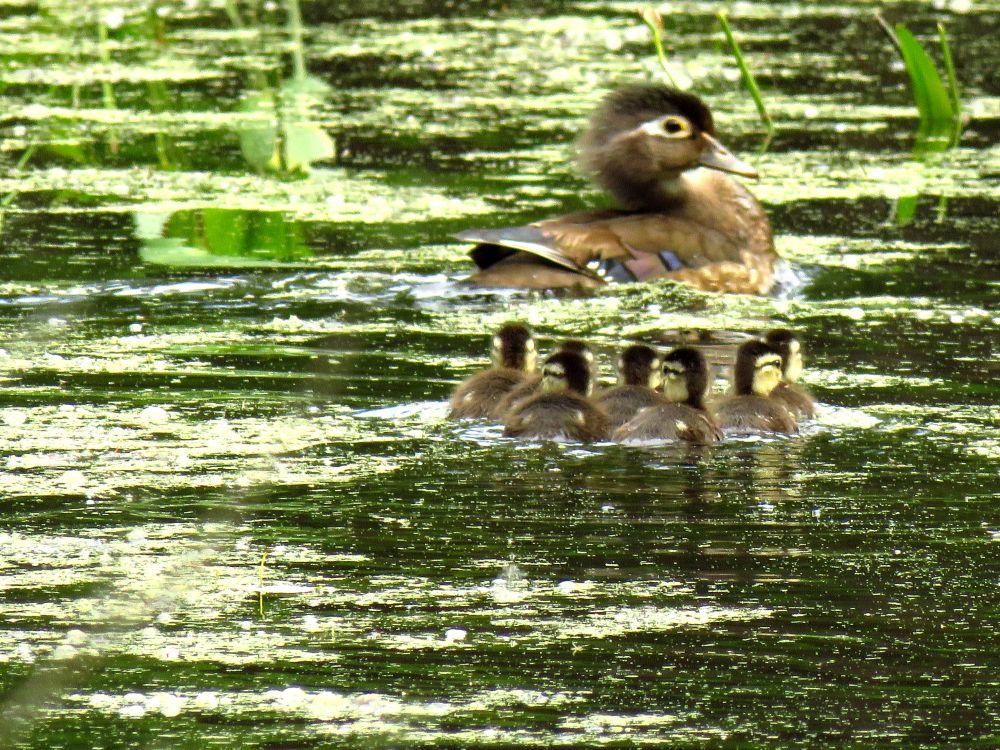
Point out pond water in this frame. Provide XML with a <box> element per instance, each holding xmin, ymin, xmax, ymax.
<box><xmin>1</xmin><ymin>0</ymin><xmax>998</xmax><ymax>746</ymax></box>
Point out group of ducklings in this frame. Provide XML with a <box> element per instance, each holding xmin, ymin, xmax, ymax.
<box><xmin>447</xmin><ymin>323</ymin><xmax>815</xmax><ymax>444</ymax></box>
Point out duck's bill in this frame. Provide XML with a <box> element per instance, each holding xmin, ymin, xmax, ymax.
<box><xmin>698</xmin><ymin>133</ymin><xmax>759</xmax><ymax>178</ymax></box>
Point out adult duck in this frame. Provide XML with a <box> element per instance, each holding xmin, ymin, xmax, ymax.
<box><xmin>457</xmin><ymin>84</ymin><xmax>774</xmax><ymax>294</ymax></box>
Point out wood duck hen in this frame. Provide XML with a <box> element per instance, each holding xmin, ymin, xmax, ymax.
<box><xmin>458</xmin><ymin>84</ymin><xmax>775</xmax><ymax>294</ymax></box>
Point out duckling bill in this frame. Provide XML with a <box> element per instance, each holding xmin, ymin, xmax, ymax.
<box><xmin>503</xmin><ymin>350</ymin><xmax>609</xmax><ymax>442</ymax></box>
<box><xmin>458</xmin><ymin>84</ymin><xmax>774</xmax><ymax>294</ymax></box>
<box><xmin>448</xmin><ymin>323</ymin><xmax>536</xmax><ymax>420</ymax></box>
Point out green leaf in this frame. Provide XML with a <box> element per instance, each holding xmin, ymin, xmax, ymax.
<box><xmin>237</xmin><ymin>92</ymin><xmax>281</xmax><ymax>172</ymax></box>
<box><xmin>894</xmin><ymin>24</ymin><xmax>954</xmax><ymax>126</ymax></box>
<box><xmin>283</xmin><ymin>124</ymin><xmax>335</xmax><ymax>173</ymax></box>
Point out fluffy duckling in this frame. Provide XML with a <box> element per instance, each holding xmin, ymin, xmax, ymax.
<box><xmin>764</xmin><ymin>329</ymin><xmax>817</xmax><ymax>419</ymax></box>
<box><xmin>714</xmin><ymin>340</ymin><xmax>798</xmax><ymax>435</ymax></box>
<box><xmin>448</xmin><ymin>323</ymin><xmax>536</xmax><ymax>419</ymax></box>
<box><xmin>503</xmin><ymin>350</ymin><xmax>609</xmax><ymax>442</ymax></box>
<box><xmin>614</xmin><ymin>347</ymin><xmax>721</xmax><ymax>444</ymax></box>
<box><xmin>594</xmin><ymin>344</ymin><xmax>666</xmax><ymax>430</ymax></box>
<box><xmin>493</xmin><ymin>339</ymin><xmax>594</xmax><ymax>418</ymax></box>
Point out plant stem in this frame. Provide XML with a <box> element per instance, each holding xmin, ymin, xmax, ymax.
<box><xmin>639</xmin><ymin>7</ymin><xmax>677</xmax><ymax>88</ymax></box>
<box><xmin>287</xmin><ymin>0</ymin><xmax>306</xmax><ymax>81</ymax></box>
<box><xmin>874</xmin><ymin>13</ymin><xmax>903</xmax><ymax>55</ymax></box>
<box><xmin>96</xmin><ymin>20</ymin><xmax>120</xmax><ymax>154</ymax></box>
<box><xmin>937</xmin><ymin>23</ymin><xmax>961</xmax><ymax>121</ymax></box>
<box><xmin>717</xmin><ymin>12</ymin><xmax>773</xmax><ymax>132</ymax></box>
<box><xmin>258</xmin><ymin>549</ymin><xmax>268</xmax><ymax>618</ymax></box>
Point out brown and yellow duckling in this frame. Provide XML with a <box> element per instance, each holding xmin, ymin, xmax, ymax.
<box><xmin>458</xmin><ymin>84</ymin><xmax>774</xmax><ymax>294</ymax></box>
<box><xmin>594</xmin><ymin>344</ymin><xmax>666</xmax><ymax>430</ymax></box>
<box><xmin>714</xmin><ymin>340</ymin><xmax>798</xmax><ymax>435</ymax></box>
<box><xmin>764</xmin><ymin>329</ymin><xmax>817</xmax><ymax>419</ymax></box>
<box><xmin>494</xmin><ymin>339</ymin><xmax>594</xmax><ymax>418</ymax></box>
<box><xmin>503</xmin><ymin>350</ymin><xmax>610</xmax><ymax>442</ymax></box>
<box><xmin>448</xmin><ymin>323</ymin><xmax>536</xmax><ymax>420</ymax></box>
<box><xmin>614</xmin><ymin>347</ymin><xmax>722</xmax><ymax>444</ymax></box>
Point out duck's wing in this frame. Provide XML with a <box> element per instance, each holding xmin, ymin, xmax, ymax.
<box><xmin>457</xmin><ymin>225</ymin><xmax>583</xmax><ymax>274</ymax></box>
<box><xmin>458</xmin><ymin>211</ymin><xmax>752</xmax><ymax>287</ymax></box>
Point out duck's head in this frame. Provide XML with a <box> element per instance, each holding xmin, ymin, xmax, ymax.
<box><xmin>764</xmin><ymin>329</ymin><xmax>804</xmax><ymax>383</ymax></box>
<box><xmin>662</xmin><ymin>346</ymin><xmax>710</xmax><ymax>407</ymax></box>
<box><xmin>733</xmin><ymin>340</ymin><xmax>783</xmax><ymax>397</ymax></box>
<box><xmin>617</xmin><ymin>344</ymin><xmax>662</xmax><ymax>388</ymax></box>
<box><xmin>490</xmin><ymin>323</ymin><xmax>536</xmax><ymax>372</ymax></box>
<box><xmin>558</xmin><ymin>339</ymin><xmax>595</xmax><ymax>365</ymax></box>
<box><xmin>540</xmin><ymin>350</ymin><xmax>592</xmax><ymax>396</ymax></box>
<box><xmin>579</xmin><ymin>84</ymin><xmax>757</xmax><ymax>209</ymax></box>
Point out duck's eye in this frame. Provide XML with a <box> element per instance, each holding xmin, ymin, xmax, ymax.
<box><xmin>662</xmin><ymin>117</ymin><xmax>690</xmax><ymax>137</ymax></box>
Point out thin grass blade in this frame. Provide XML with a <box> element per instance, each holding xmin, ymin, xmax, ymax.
<box><xmin>716</xmin><ymin>12</ymin><xmax>773</xmax><ymax>132</ymax></box>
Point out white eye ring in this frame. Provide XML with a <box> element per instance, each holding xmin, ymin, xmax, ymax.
<box><xmin>639</xmin><ymin>116</ymin><xmax>692</xmax><ymax>139</ymax></box>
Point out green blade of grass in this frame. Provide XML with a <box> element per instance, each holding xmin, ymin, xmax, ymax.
<box><xmin>893</xmin><ymin>23</ymin><xmax>954</xmax><ymax>126</ymax></box>
<box><xmin>639</xmin><ymin>7</ymin><xmax>678</xmax><ymax>88</ymax></box>
<box><xmin>936</xmin><ymin>22</ymin><xmax>961</xmax><ymax>120</ymax></box>
<box><xmin>716</xmin><ymin>12</ymin><xmax>773</xmax><ymax>132</ymax></box>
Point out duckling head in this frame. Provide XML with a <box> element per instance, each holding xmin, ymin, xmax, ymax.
<box><xmin>578</xmin><ymin>83</ymin><xmax>758</xmax><ymax>210</ymax></box>
<box><xmin>558</xmin><ymin>339</ymin><xmax>595</xmax><ymax>365</ymax></box>
<box><xmin>617</xmin><ymin>344</ymin><xmax>662</xmax><ymax>388</ymax></box>
<box><xmin>734</xmin><ymin>340</ymin><xmax>783</xmax><ymax>397</ymax></box>
<box><xmin>662</xmin><ymin>346</ymin><xmax>709</xmax><ymax>407</ymax></box>
<box><xmin>541</xmin><ymin>351</ymin><xmax>592</xmax><ymax>396</ymax></box>
<box><xmin>765</xmin><ymin>329</ymin><xmax>804</xmax><ymax>383</ymax></box>
<box><xmin>490</xmin><ymin>323</ymin><xmax>536</xmax><ymax>372</ymax></box>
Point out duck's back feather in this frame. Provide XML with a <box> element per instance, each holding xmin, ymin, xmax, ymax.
<box><xmin>614</xmin><ymin>402</ymin><xmax>722</xmax><ymax>444</ymax></box>
<box><xmin>595</xmin><ymin>385</ymin><xmax>666</xmax><ymax>430</ymax></box>
<box><xmin>771</xmin><ymin>382</ymin><xmax>816</xmax><ymax>419</ymax></box>
<box><xmin>448</xmin><ymin>368</ymin><xmax>527</xmax><ymax>420</ymax></box>
<box><xmin>503</xmin><ymin>392</ymin><xmax>610</xmax><ymax>442</ymax></box>
<box><xmin>714</xmin><ymin>394</ymin><xmax>798</xmax><ymax>435</ymax></box>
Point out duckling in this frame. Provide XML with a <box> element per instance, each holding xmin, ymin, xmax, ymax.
<box><xmin>614</xmin><ymin>347</ymin><xmax>722</xmax><ymax>444</ymax></box>
<box><xmin>594</xmin><ymin>344</ymin><xmax>666</xmax><ymax>430</ymax></box>
<box><xmin>764</xmin><ymin>329</ymin><xmax>817</xmax><ymax>419</ymax></box>
<box><xmin>493</xmin><ymin>339</ymin><xmax>594</xmax><ymax>418</ymax></box>
<box><xmin>448</xmin><ymin>323</ymin><xmax>536</xmax><ymax>419</ymax></box>
<box><xmin>503</xmin><ymin>350</ymin><xmax>610</xmax><ymax>442</ymax></box>
<box><xmin>714</xmin><ymin>340</ymin><xmax>798</xmax><ymax>435</ymax></box>
<box><xmin>458</xmin><ymin>84</ymin><xmax>774</xmax><ymax>294</ymax></box>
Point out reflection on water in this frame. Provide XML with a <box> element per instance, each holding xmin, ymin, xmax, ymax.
<box><xmin>1</xmin><ymin>0</ymin><xmax>998</xmax><ymax>747</ymax></box>
<box><xmin>135</xmin><ymin>208</ymin><xmax>313</xmax><ymax>268</ymax></box>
